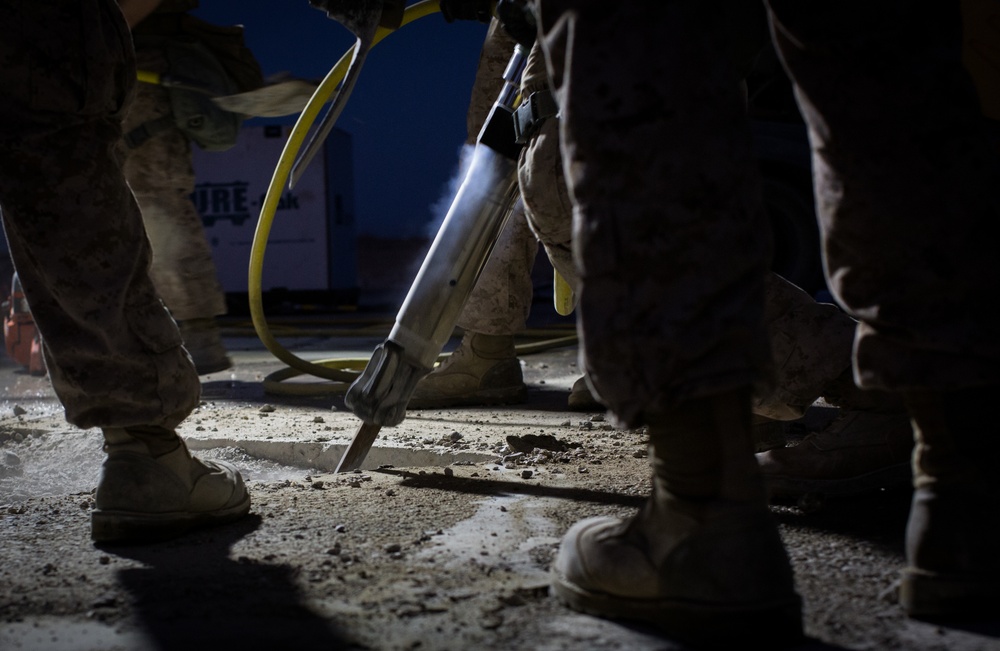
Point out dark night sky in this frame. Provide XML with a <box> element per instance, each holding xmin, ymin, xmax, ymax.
<box><xmin>191</xmin><ymin>2</ymin><xmax>491</xmax><ymax>239</ymax></box>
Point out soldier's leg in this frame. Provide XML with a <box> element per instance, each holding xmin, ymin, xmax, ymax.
<box><xmin>408</xmin><ymin>199</ymin><xmax>536</xmax><ymax>408</ymax></box>
<box><xmin>409</xmin><ymin>19</ymin><xmax>536</xmax><ymax>408</ymax></box>
<box><xmin>540</xmin><ymin>0</ymin><xmax>802</xmax><ymax>644</ymax></box>
<box><xmin>518</xmin><ymin>40</ymin><xmax>576</xmax><ymax>291</ymax></box>
<box><xmin>767</xmin><ymin>0</ymin><xmax>1000</xmax><ymax>617</ymax></box>
<box><xmin>518</xmin><ymin>25</ymin><xmax>913</xmax><ymax>500</ymax></box>
<box><xmin>755</xmin><ymin>273</ymin><xmax>912</xmax><ymax>498</ymax></box>
<box><xmin>0</xmin><ymin>0</ymin><xmax>248</xmax><ymax>543</ymax></box>
<box><xmin>123</xmin><ymin>48</ymin><xmax>231</xmax><ymax>375</ymax></box>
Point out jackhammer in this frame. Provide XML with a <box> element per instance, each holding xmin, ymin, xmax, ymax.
<box><xmin>336</xmin><ymin>43</ymin><xmax>529</xmax><ymax>471</ymax></box>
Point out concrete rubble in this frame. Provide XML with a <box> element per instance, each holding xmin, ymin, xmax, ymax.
<box><xmin>1</xmin><ymin>321</ymin><xmax>997</xmax><ymax>650</ymax></box>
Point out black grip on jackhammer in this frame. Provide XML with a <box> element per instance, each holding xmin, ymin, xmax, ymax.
<box><xmin>495</xmin><ymin>0</ymin><xmax>536</xmax><ymax>48</ymax></box>
<box><xmin>440</xmin><ymin>0</ymin><xmax>494</xmax><ymax>23</ymax></box>
<box><xmin>379</xmin><ymin>0</ymin><xmax>405</xmax><ymax>29</ymax></box>
<box><xmin>479</xmin><ymin>104</ymin><xmax>521</xmax><ymax>160</ymax></box>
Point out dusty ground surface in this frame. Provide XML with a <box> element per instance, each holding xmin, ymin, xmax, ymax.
<box><xmin>1</xmin><ymin>317</ymin><xmax>999</xmax><ymax>651</ymax></box>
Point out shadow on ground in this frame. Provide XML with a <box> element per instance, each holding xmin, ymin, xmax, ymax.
<box><xmin>98</xmin><ymin>515</ymin><xmax>360</xmax><ymax>650</ymax></box>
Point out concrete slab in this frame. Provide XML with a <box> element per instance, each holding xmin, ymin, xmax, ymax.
<box><xmin>1</xmin><ymin>322</ymin><xmax>997</xmax><ymax>651</ymax></box>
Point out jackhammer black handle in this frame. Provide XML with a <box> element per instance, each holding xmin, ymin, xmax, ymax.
<box><xmin>495</xmin><ymin>0</ymin><xmax>536</xmax><ymax>48</ymax></box>
<box><xmin>477</xmin><ymin>42</ymin><xmax>528</xmax><ymax>159</ymax></box>
<box><xmin>440</xmin><ymin>0</ymin><xmax>496</xmax><ymax>23</ymax></box>
<box><xmin>378</xmin><ymin>0</ymin><xmax>405</xmax><ymax>29</ymax></box>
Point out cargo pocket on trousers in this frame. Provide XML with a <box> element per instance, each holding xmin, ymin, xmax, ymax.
<box><xmin>126</xmin><ymin>301</ymin><xmax>184</xmax><ymax>355</ymax></box>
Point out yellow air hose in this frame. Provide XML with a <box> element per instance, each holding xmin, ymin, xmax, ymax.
<box><xmin>249</xmin><ymin>0</ymin><xmax>576</xmax><ymax>396</ymax></box>
<box><xmin>136</xmin><ymin>69</ymin><xmax>161</xmax><ymax>85</ymax></box>
<box><xmin>250</xmin><ymin>0</ymin><xmax>442</xmax><ymax>395</ymax></box>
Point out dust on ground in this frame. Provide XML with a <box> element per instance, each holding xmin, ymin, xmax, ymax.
<box><xmin>1</xmin><ymin>327</ymin><xmax>998</xmax><ymax>651</ymax></box>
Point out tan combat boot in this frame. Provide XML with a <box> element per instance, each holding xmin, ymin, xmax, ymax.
<box><xmin>551</xmin><ymin>388</ymin><xmax>803</xmax><ymax>647</ymax></box>
<box><xmin>92</xmin><ymin>426</ymin><xmax>250</xmax><ymax>543</ymax></box>
<box><xmin>756</xmin><ymin>368</ymin><xmax>913</xmax><ymax>500</ymax></box>
<box><xmin>178</xmin><ymin>317</ymin><xmax>232</xmax><ymax>375</ymax></box>
<box><xmin>750</xmin><ymin>414</ymin><xmax>789</xmax><ymax>452</ymax></box>
<box><xmin>406</xmin><ymin>332</ymin><xmax>527</xmax><ymax>408</ymax></box>
<box><xmin>899</xmin><ymin>386</ymin><xmax>1000</xmax><ymax>619</ymax></box>
<box><xmin>567</xmin><ymin>375</ymin><xmax>602</xmax><ymax>411</ymax></box>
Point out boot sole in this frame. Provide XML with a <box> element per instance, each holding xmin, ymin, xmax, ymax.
<box><xmin>194</xmin><ymin>356</ymin><xmax>233</xmax><ymax>375</ymax></box>
<box><xmin>900</xmin><ymin>567</ymin><xmax>1000</xmax><ymax>619</ymax></box>
<box><xmin>567</xmin><ymin>392</ymin><xmax>602</xmax><ymax>412</ymax></box>
<box><xmin>552</xmin><ymin>569</ymin><xmax>803</xmax><ymax>648</ymax></box>
<box><xmin>91</xmin><ymin>494</ymin><xmax>251</xmax><ymax>544</ymax></box>
<box><xmin>406</xmin><ymin>385</ymin><xmax>528</xmax><ymax>410</ymax></box>
<box><xmin>763</xmin><ymin>462</ymin><xmax>911</xmax><ymax>500</ymax></box>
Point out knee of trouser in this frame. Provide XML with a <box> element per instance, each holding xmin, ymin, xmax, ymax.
<box><xmin>517</xmin><ymin>127</ymin><xmax>573</xmax><ymax>247</ymax></box>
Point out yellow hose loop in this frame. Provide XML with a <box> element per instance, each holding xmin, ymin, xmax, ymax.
<box><xmin>262</xmin><ymin>358</ymin><xmax>369</xmax><ymax>396</ymax></box>
<box><xmin>248</xmin><ymin>1</ymin><xmax>577</xmax><ymax>398</ymax></box>
<box><xmin>249</xmin><ymin>0</ymin><xmax>443</xmax><ymax>388</ymax></box>
<box><xmin>511</xmin><ymin>334</ymin><xmax>576</xmax><ymax>356</ymax></box>
<box><xmin>260</xmin><ymin>333</ymin><xmax>579</xmax><ymax>397</ymax></box>
<box><xmin>136</xmin><ymin>69</ymin><xmax>161</xmax><ymax>85</ymax></box>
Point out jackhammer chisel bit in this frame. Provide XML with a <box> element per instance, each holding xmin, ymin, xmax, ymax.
<box><xmin>336</xmin><ymin>421</ymin><xmax>383</xmax><ymax>473</ymax></box>
<box><xmin>334</xmin><ymin>43</ymin><xmax>530</xmax><ymax>472</ymax></box>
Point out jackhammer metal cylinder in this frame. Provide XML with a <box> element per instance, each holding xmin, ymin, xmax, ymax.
<box><xmin>344</xmin><ymin>44</ymin><xmax>528</xmax><ymax>428</ymax></box>
<box><xmin>392</xmin><ymin>148</ymin><xmax>519</xmax><ymax>369</ymax></box>
<box><xmin>345</xmin><ymin>147</ymin><xmax>520</xmax><ymax>426</ymax></box>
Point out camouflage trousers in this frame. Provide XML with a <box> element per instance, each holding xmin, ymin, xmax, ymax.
<box><xmin>458</xmin><ymin>21</ymin><xmax>574</xmax><ymax>335</ymax></box>
<box><xmin>0</xmin><ymin>0</ymin><xmax>200</xmax><ymax>431</ymax></box>
<box><xmin>533</xmin><ymin>0</ymin><xmax>1000</xmax><ymax>426</ymax></box>
<box><xmin>767</xmin><ymin>0</ymin><xmax>1000</xmax><ymax>391</ymax></box>
<box><xmin>461</xmin><ymin>13</ymin><xmax>859</xmax><ymax>421</ymax></box>
<box><xmin>456</xmin><ymin>20</ymin><xmax>537</xmax><ymax>335</ymax></box>
<box><xmin>472</xmin><ymin>4</ymin><xmax>776</xmax><ymax>427</ymax></box>
<box><xmin>122</xmin><ymin>48</ymin><xmax>228</xmax><ymax>323</ymax></box>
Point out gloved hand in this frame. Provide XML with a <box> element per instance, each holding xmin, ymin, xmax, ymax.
<box><xmin>307</xmin><ymin>0</ymin><xmax>404</xmax><ymax>32</ymax></box>
<box><xmin>495</xmin><ymin>0</ymin><xmax>536</xmax><ymax>48</ymax></box>
<box><xmin>439</xmin><ymin>0</ymin><xmax>494</xmax><ymax>23</ymax></box>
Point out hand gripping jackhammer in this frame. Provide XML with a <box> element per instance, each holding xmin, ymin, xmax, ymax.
<box><xmin>336</xmin><ymin>44</ymin><xmax>529</xmax><ymax>472</ymax></box>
